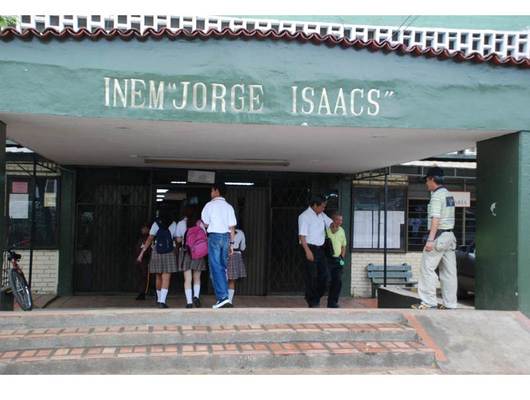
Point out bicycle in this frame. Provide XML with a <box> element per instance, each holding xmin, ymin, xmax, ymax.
<box><xmin>3</xmin><ymin>248</ymin><xmax>33</xmax><ymax>311</ymax></box>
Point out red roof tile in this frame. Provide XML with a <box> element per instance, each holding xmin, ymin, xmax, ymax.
<box><xmin>1</xmin><ymin>27</ymin><xmax>529</xmax><ymax>69</ymax></box>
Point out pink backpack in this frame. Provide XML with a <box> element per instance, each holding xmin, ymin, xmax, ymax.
<box><xmin>184</xmin><ymin>221</ymin><xmax>208</xmax><ymax>260</ymax></box>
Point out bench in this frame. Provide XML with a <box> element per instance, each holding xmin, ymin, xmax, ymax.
<box><xmin>367</xmin><ymin>263</ymin><xmax>417</xmax><ymax>298</ymax></box>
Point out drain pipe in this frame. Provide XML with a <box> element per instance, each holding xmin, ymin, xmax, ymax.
<box><xmin>383</xmin><ymin>168</ymin><xmax>388</xmax><ymax>288</ymax></box>
<box><xmin>28</xmin><ymin>153</ymin><xmax>36</xmax><ymax>288</ymax></box>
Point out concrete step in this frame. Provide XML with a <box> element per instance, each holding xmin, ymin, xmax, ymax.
<box><xmin>0</xmin><ymin>308</ymin><xmax>437</xmax><ymax>373</ymax></box>
<box><xmin>0</xmin><ymin>340</ymin><xmax>436</xmax><ymax>374</ymax></box>
<box><xmin>0</xmin><ymin>321</ymin><xmax>418</xmax><ymax>351</ymax></box>
<box><xmin>0</xmin><ymin>308</ymin><xmax>406</xmax><ymax>330</ymax></box>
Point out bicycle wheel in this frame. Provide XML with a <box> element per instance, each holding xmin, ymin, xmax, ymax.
<box><xmin>8</xmin><ymin>268</ymin><xmax>33</xmax><ymax>311</ymax></box>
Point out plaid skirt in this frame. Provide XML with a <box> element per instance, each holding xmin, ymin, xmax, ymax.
<box><xmin>227</xmin><ymin>252</ymin><xmax>247</xmax><ymax>280</ymax></box>
<box><xmin>149</xmin><ymin>251</ymin><xmax>178</xmax><ymax>274</ymax></box>
<box><xmin>177</xmin><ymin>249</ymin><xmax>207</xmax><ymax>272</ymax></box>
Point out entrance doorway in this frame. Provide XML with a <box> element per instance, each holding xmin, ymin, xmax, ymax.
<box><xmin>73</xmin><ymin>167</ymin><xmax>340</xmax><ymax>295</ymax></box>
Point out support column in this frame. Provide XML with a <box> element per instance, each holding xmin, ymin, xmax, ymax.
<box><xmin>0</xmin><ymin>121</ymin><xmax>5</xmax><ymax>256</ymax></box>
<box><xmin>476</xmin><ymin>131</ymin><xmax>530</xmax><ymax>316</ymax></box>
<box><xmin>0</xmin><ymin>122</ymin><xmax>11</xmax><ymax>310</ymax></box>
<box><xmin>57</xmin><ymin>167</ymin><xmax>76</xmax><ymax>295</ymax></box>
<box><xmin>339</xmin><ymin>177</ymin><xmax>352</xmax><ymax>297</ymax></box>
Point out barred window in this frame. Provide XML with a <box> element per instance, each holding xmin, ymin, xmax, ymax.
<box><xmin>351</xmin><ymin>186</ymin><xmax>406</xmax><ymax>251</ymax></box>
<box><xmin>6</xmin><ymin>176</ymin><xmax>60</xmax><ymax>249</ymax></box>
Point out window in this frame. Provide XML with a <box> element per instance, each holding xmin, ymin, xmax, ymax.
<box><xmin>352</xmin><ymin>186</ymin><xmax>407</xmax><ymax>251</ymax></box>
<box><xmin>406</xmin><ymin>199</ymin><xmax>476</xmax><ymax>251</ymax></box>
<box><xmin>407</xmin><ymin>199</ymin><xmax>429</xmax><ymax>251</ymax></box>
<box><xmin>6</xmin><ymin>176</ymin><xmax>60</xmax><ymax>249</ymax></box>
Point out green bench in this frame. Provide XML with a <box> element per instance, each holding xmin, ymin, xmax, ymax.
<box><xmin>367</xmin><ymin>263</ymin><xmax>417</xmax><ymax>298</ymax></box>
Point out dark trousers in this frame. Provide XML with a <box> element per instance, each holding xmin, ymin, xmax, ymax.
<box><xmin>303</xmin><ymin>245</ymin><xmax>329</xmax><ymax>307</ymax></box>
<box><xmin>137</xmin><ymin>261</ymin><xmax>149</xmax><ymax>294</ymax></box>
<box><xmin>327</xmin><ymin>257</ymin><xmax>343</xmax><ymax>307</ymax></box>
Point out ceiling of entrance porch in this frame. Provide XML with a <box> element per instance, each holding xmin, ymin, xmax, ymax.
<box><xmin>1</xmin><ymin>113</ymin><xmax>508</xmax><ymax>173</ymax></box>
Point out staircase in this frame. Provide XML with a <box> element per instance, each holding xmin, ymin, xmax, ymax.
<box><xmin>0</xmin><ymin>308</ymin><xmax>438</xmax><ymax>374</ymax></box>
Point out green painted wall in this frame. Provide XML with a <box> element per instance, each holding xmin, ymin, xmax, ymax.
<box><xmin>1</xmin><ymin>38</ymin><xmax>530</xmax><ymax>131</ymax></box>
<box><xmin>57</xmin><ymin>168</ymin><xmax>75</xmax><ymax>296</ymax></box>
<box><xmin>476</xmin><ymin>134</ymin><xmax>518</xmax><ymax>310</ymax></box>
<box><xmin>476</xmin><ymin>131</ymin><xmax>530</xmax><ymax>316</ymax></box>
<box><xmin>238</xmin><ymin>16</ymin><xmax>530</xmax><ymax>31</ymax></box>
<box><xmin>517</xmin><ymin>131</ymin><xmax>530</xmax><ymax>316</ymax></box>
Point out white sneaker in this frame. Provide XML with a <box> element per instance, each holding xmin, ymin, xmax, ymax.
<box><xmin>212</xmin><ymin>298</ymin><xmax>232</xmax><ymax>309</ymax></box>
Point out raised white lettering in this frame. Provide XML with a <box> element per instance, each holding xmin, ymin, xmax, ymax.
<box><xmin>149</xmin><ymin>80</ymin><xmax>164</xmax><ymax>110</ymax></box>
<box><xmin>130</xmin><ymin>79</ymin><xmax>146</xmax><ymax>109</ymax></box>
<box><xmin>249</xmin><ymin>85</ymin><xmax>264</xmax><ymax>112</ymax></box>
<box><xmin>301</xmin><ymin>87</ymin><xmax>315</xmax><ymax>114</ymax></box>
<box><xmin>172</xmin><ymin>81</ymin><xmax>190</xmax><ymax>110</ymax></box>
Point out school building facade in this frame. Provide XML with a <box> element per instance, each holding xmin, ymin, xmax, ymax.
<box><xmin>1</xmin><ymin>15</ymin><xmax>529</xmax><ymax>315</ymax></box>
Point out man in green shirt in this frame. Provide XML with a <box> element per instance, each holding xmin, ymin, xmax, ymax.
<box><xmin>412</xmin><ymin>167</ymin><xmax>458</xmax><ymax>310</ymax></box>
<box><xmin>325</xmin><ymin>213</ymin><xmax>347</xmax><ymax>308</ymax></box>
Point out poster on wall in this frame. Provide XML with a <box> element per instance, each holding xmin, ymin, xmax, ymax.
<box><xmin>12</xmin><ymin>181</ymin><xmax>28</xmax><ymax>194</ymax></box>
<box><xmin>44</xmin><ymin>179</ymin><xmax>57</xmax><ymax>207</ymax></box>
<box><xmin>9</xmin><ymin>194</ymin><xmax>29</xmax><ymax>219</ymax></box>
<box><xmin>353</xmin><ymin>210</ymin><xmax>404</xmax><ymax>249</ymax></box>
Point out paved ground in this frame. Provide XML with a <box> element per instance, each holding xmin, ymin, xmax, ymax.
<box><xmin>1</xmin><ymin>307</ymin><xmax>528</xmax><ymax>374</ymax></box>
<box><xmin>0</xmin><ymin>308</ymin><xmax>436</xmax><ymax>374</ymax></box>
<box><xmin>44</xmin><ymin>295</ymin><xmax>378</xmax><ymax>309</ymax></box>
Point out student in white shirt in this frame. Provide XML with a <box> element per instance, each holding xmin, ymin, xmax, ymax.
<box><xmin>227</xmin><ymin>227</ymin><xmax>247</xmax><ymax>304</ymax></box>
<box><xmin>298</xmin><ymin>195</ymin><xmax>333</xmax><ymax>308</ymax></box>
<box><xmin>201</xmin><ymin>183</ymin><xmax>237</xmax><ymax>309</ymax></box>
<box><xmin>137</xmin><ymin>208</ymin><xmax>178</xmax><ymax>308</ymax></box>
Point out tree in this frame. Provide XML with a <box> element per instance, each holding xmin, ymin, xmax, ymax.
<box><xmin>0</xmin><ymin>16</ymin><xmax>17</xmax><ymax>29</ymax></box>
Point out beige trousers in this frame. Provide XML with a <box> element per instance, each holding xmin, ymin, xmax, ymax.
<box><xmin>418</xmin><ymin>232</ymin><xmax>458</xmax><ymax>308</ymax></box>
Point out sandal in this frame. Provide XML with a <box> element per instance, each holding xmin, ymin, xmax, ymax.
<box><xmin>411</xmin><ymin>303</ymin><xmax>437</xmax><ymax>310</ymax></box>
<box><xmin>437</xmin><ymin>304</ymin><xmax>456</xmax><ymax>310</ymax></box>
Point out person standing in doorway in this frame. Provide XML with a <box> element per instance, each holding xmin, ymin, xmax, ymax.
<box><xmin>134</xmin><ymin>223</ymin><xmax>151</xmax><ymax>301</ymax></box>
<box><xmin>227</xmin><ymin>226</ymin><xmax>247</xmax><ymax>305</ymax></box>
<box><xmin>325</xmin><ymin>213</ymin><xmax>347</xmax><ymax>308</ymax></box>
<box><xmin>176</xmin><ymin>205</ymin><xmax>207</xmax><ymax>308</ymax></box>
<box><xmin>412</xmin><ymin>167</ymin><xmax>458</xmax><ymax>310</ymax></box>
<box><xmin>201</xmin><ymin>183</ymin><xmax>237</xmax><ymax>309</ymax></box>
<box><xmin>298</xmin><ymin>195</ymin><xmax>333</xmax><ymax>308</ymax></box>
<box><xmin>137</xmin><ymin>208</ymin><xmax>178</xmax><ymax>308</ymax></box>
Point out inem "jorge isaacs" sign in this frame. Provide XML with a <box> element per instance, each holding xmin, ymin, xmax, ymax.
<box><xmin>104</xmin><ymin>77</ymin><xmax>396</xmax><ymax>117</ymax></box>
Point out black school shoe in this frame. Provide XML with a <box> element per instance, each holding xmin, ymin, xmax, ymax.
<box><xmin>185</xmin><ymin>303</ymin><xmax>193</xmax><ymax>309</ymax></box>
<box><xmin>158</xmin><ymin>302</ymin><xmax>169</xmax><ymax>309</ymax></box>
<box><xmin>193</xmin><ymin>297</ymin><xmax>201</xmax><ymax>308</ymax></box>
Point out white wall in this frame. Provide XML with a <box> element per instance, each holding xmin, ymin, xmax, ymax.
<box><xmin>350</xmin><ymin>251</ymin><xmax>423</xmax><ymax>297</ymax></box>
<box><xmin>15</xmin><ymin>250</ymin><xmax>59</xmax><ymax>295</ymax></box>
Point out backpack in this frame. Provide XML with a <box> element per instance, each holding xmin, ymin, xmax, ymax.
<box><xmin>155</xmin><ymin>224</ymin><xmax>174</xmax><ymax>254</ymax></box>
<box><xmin>184</xmin><ymin>221</ymin><xmax>208</xmax><ymax>260</ymax></box>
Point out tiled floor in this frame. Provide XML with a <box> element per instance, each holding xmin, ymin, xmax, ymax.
<box><xmin>45</xmin><ymin>295</ymin><xmax>378</xmax><ymax>309</ymax></box>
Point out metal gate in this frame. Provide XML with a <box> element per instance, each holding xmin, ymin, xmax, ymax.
<box><xmin>268</xmin><ymin>177</ymin><xmax>311</xmax><ymax>293</ymax></box>
<box><xmin>74</xmin><ymin>169</ymin><xmax>150</xmax><ymax>293</ymax></box>
<box><xmin>268</xmin><ymin>175</ymin><xmax>340</xmax><ymax>294</ymax></box>
<box><xmin>225</xmin><ymin>187</ymin><xmax>269</xmax><ymax>296</ymax></box>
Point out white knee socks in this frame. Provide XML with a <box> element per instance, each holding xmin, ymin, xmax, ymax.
<box><xmin>193</xmin><ymin>284</ymin><xmax>201</xmax><ymax>298</ymax></box>
<box><xmin>185</xmin><ymin>289</ymin><xmax>193</xmax><ymax>304</ymax></box>
<box><xmin>228</xmin><ymin>289</ymin><xmax>235</xmax><ymax>303</ymax></box>
<box><xmin>159</xmin><ymin>288</ymin><xmax>168</xmax><ymax>304</ymax></box>
<box><xmin>156</xmin><ymin>289</ymin><xmax>161</xmax><ymax>302</ymax></box>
